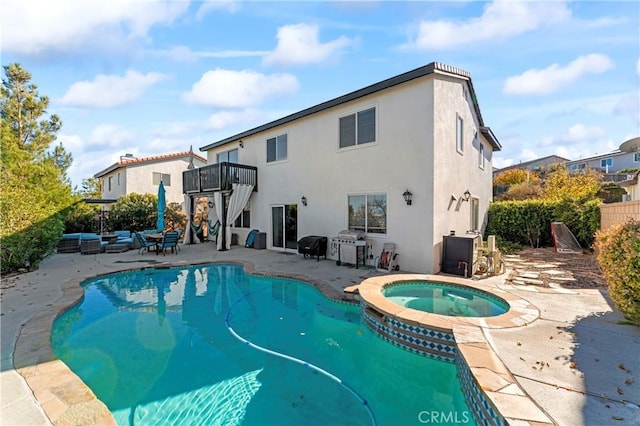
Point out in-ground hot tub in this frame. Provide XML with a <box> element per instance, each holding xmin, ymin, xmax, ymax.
<box><xmin>383</xmin><ymin>281</ymin><xmax>509</xmax><ymax>317</ymax></box>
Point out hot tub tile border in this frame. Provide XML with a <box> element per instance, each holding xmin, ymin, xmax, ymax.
<box><xmin>353</xmin><ymin>274</ymin><xmax>553</xmax><ymax>426</ymax></box>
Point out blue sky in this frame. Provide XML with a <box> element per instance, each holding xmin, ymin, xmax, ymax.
<box><xmin>2</xmin><ymin>0</ymin><xmax>639</xmax><ymax>189</ymax></box>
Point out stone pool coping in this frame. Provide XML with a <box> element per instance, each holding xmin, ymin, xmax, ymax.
<box><xmin>345</xmin><ymin>274</ymin><xmax>554</xmax><ymax>425</ymax></box>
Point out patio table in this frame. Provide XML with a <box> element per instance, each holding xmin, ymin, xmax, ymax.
<box><xmin>145</xmin><ymin>233</ymin><xmax>164</xmax><ymax>254</ymax></box>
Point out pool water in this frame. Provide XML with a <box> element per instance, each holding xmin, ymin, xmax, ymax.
<box><xmin>52</xmin><ymin>264</ymin><xmax>476</xmax><ymax>426</ymax></box>
<box><xmin>384</xmin><ymin>282</ymin><xmax>509</xmax><ymax>317</ymax></box>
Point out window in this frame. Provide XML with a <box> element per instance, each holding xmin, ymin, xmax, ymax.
<box><xmin>234</xmin><ymin>205</ymin><xmax>251</xmax><ymax>228</ymax></box>
<box><xmin>456</xmin><ymin>115</ymin><xmax>464</xmax><ymax>153</ymax></box>
<box><xmin>117</xmin><ymin>172</ymin><xmax>120</xmax><ymax>185</ymax></box>
<box><xmin>478</xmin><ymin>143</ymin><xmax>485</xmax><ymax>169</ymax></box>
<box><xmin>569</xmin><ymin>164</ymin><xmax>578</xmax><ymax>172</ymax></box>
<box><xmin>470</xmin><ymin>198</ymin><xmax>480</xmax><ymax>232</ymax></box>
<box><xmin>267</xmin><ymin>134</ymin><xmax>287</xmax><ymax>163</ymax></box>
<box><xmin>600</xmin><ymin>158</ymin><xmax>613</xmax><ymax>168</ymax></box>
<box><xmin>217</xmin><ymin>149</ymin><xmax>238</xmax><ymax>164</ymax></box>
<box><xmin>339</xmin><ymin>107</ymin><xmax>376</xmax><ymax>148</ymax></box>
<box><xmin>634</xmin><ymin>152</ymin><xmax>640</xmax><ymax>162</ymax></box>
<box><xmin>348</xmin><ymin>193</ymin><xmax>387</xmax><ymax>234</ymax></box>
<box><xmin>152</xmin><ymin>172</ymin><xmax>171</xmax><ymax>186</ymax></box>
<box><xmin>108</xmin><ymin>176</ymin><xmax>112</xmax><ymax>191</ymax></box>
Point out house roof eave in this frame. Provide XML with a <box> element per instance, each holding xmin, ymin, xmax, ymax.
<box><xmin>200</xmin><ymin>62</ymin><xmax>499</xmax><ymax>153</ymax></box>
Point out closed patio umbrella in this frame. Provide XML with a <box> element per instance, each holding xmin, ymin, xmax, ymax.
<box><xmin>157</xmin><ymin>181</ymin><xmax>166</xmax><ymax>232</ymax></box>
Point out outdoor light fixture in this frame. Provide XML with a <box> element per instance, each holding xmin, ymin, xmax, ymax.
<box><xmin>462</xmin><ymin>190</ymin><xmax>471</xmax><ymax>202</ymax></box>
<box><xmin>239</xmin><ymin>140</ymin><xmax>244</xmax><ymax>148</ymax></box>
<box><xmin>207</xmin><ymin>201</ymin><xmax>214</xmax><ymax>208</ymax></box>
<box><xmin>403</xmin><ymin>190</ymin><xmax>413</xmax><ymax>205</ymax></box>
<box><xmin>301</xmin><ymin>196</ymin><xmax>307</xmax><ymax>206</ymax></box>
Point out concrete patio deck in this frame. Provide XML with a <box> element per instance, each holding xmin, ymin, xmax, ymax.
<box><xmin>1</xmin><ymin>243</ymin><xmax>638</xmax><ymax>425</ymax></box>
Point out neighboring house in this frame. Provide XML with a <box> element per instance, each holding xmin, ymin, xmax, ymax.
<box><xmin>95</xmin><ymin>151</ymin><xmax>207</xmax><ymax>208</ymax></box>
<box><xmin>564</xmin><ymin>150</ymin><xmax>640</xmax><ymax>180</ymax></box>
<box><xmin>492</xmin><ymin>155</ymin><xmax>568</xmax><ymax>178</ymax></box>
<box><xmin>184</xmin><ymin>62</ymin><xmax>501</xmax><ymax>274</ymax></box>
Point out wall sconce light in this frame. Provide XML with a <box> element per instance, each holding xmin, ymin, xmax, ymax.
<box><xmin>207</xmin><ymin>201</ymin><xmax>214</xmax><ymax>209</ymax></box>
<box><xmin>402</xmin><ymin>189</ymin><xmax>413</xmax><ymax>206</ymax></box>
<box><xmin>239</xmin><ymin>140</ymin><xmax>244</xmax><ymax>148</ymax></box>
<box><xmin>462</xmin><ymin>190</ymin><xmax>471</xmax><ymax>202</ymax></box>
<box><xmin>301</xmin><ymin>196</ymin><xmax>307</xmax><ymax>206</ymax></box>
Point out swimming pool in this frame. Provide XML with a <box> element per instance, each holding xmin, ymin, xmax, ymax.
<box><xmin>51</xmin><ymin>264</ymin><xmax>476</xmax><ymax>426</ymax></box>
<box><xmin>383</xmin><ymin>281</ymin><xmax>509</xmax><ymax>317</ymax></box>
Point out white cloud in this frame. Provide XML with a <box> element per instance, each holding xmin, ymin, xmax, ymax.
<box><xmin>60</xmin><ymin>70</ymin><xmax>168</xmax><ymax>108</ymax></box>
<box><xmin>520</xmin><ymin>149</ymin><xmax>539</xmax><ymax>162</ymax></box>
<box><xmin>196</xmin><ymin>0</ymin><xmax>241</xmax><ymax>20</ymax></box>
<box><xmin>541</xmin><ymin>124</ymin><xmax>606</xmax><ymax>147</ymax></box>
<box><xmin>183</xmin><ymin>69</ymin><xmax>299</xmax><ymax>108</ymax></box>
<box><xmin>1</xmin><ymin>0</ymin><xmax>189</xmax><ymax>56</ymax></box>
<box><xmin>409</xmin><ymin>1</ymin><xmax>571</xmax><ymax>50</ymax></box>
<box><xmin>153</xmin><ymin>45</ymin><xmax>269</xmax><ymax>62</ymax></box>
<box><xmin>503</xmin><ymin>54</ymin><xmax>614</xmax><ymax>96</ymax></box>
<box><xmin>203</xmin><ymin>109</ymin><xmax>263</xmax><ymax>130</ymax></box>
<box><xmin>262</xmin><ymin>23</ymin><xmax>354</xmax><ymax>66</ymax></box>
<box><xmin>87</xmin><ymin>125</ymin><xmax>137</xmax><ymax>147</ymax></box>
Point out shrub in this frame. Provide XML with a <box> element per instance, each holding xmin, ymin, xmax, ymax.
<box><xmin>595</xmin><ymin>219</ymin><xmax>640</xmax><ymax>324</ymax></box>
<box><xmin>64</xmin><ymin>201</ymin><xmax>101</xmax><ymax>233</ymax></box>
<box><xmin>107</xmin><ymin>193</ymin><xmax>158</xmax><ymax>232</ymax></box>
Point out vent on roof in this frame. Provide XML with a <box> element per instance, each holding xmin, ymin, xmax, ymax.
<box><xmin>120</xmin><ymin>153</ymin><xmax>136</xmax><ymax>161</ymax></box>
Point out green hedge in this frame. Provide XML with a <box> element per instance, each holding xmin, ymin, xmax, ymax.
<box><xmin>595</xmin><ymin>219</ymin><xmax>640</xmax><ymax>324</ymax></box>
<box><xmin>486</xmin><ymin>199</ymin><xmax>600</xmax><ymax>249</ymax></box>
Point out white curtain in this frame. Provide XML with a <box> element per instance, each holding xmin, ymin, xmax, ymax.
<box><xmin>182</xmin><ymin>194</ymin><xmax>192</xmax><ymax>244</ymax></box>
<box><xmin>214</xmin><ymin>192</ymin><xmax>224</xmax><ymax>250</ymax></box>
<box><xmin>223</xmin><ymin>183</ymin><xmax>254</xmax><ymax>250</ymax></box>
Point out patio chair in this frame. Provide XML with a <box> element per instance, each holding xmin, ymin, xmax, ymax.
<box><xmin>135</xmin><ymin>232</ymin><xmax>158</xmax><ymax>255</ymax></box>
<box><xmin>159</xmin><ymin>231</ymin><xmax>180</xmax><ymax>255</ymax></box>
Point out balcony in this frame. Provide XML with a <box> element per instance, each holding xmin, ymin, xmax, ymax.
<box><xmin>183</xmin><ymin>162</ymin><xmax>258</xmax><ymax>194</ymax></box>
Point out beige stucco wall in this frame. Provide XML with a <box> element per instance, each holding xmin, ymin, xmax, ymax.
<box><xmin>600</xmin><ymin>200</ymin><xmax>640</xmax><ymax>230</ymax></box>
<box><xmin>101</xmin><ymin>157</ymin><xmax>206</xmax><ymax>207</ymax></box>
<box><xmin>204</xmin><ymin>73</ymin><xmax>494</xmax><ymax>274</ymax></box>
<box><xmin>432</xmin><ymin>76</ymin><xmax>494</xmax><ymax>272</ymax></box>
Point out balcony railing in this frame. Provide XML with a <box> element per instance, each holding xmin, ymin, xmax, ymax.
<box><xmin>183</xmin><ymin>162</ymin><xmax>258</xmax><ymax>194</ymax></box>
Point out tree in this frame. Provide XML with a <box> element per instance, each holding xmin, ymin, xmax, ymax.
<box><xmin>1</xmin><ymin>63</ymin><xmax>74</xmax><ymax>273</ymax></box>
<box><xmin>493</xmin><ymin>168</ymin><xmax>539</xmax><ymax>186</ymax></box>
<box><xmin>541</xmin><ymin>165</ymin><xmax>601</xmax><ymax>203</ymax></box>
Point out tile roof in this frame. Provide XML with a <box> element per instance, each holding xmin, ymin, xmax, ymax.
<box><xmin>93</xmin><ymin>151</ymin><xmax>207</xmax><ymax>178</ymax></box>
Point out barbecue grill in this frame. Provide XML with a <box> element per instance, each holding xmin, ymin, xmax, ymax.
<box><xmin>331</xmin><ymin>230</ymin><xmax>367</xmax><ymax>268</ymax></box>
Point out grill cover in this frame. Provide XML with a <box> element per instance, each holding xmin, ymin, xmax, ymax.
<box><xmin>297</xmin><ymin>236</ymin><xmax>328</xmax><ymax>261</ymax></box>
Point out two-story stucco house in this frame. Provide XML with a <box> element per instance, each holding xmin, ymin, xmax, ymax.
<box><xmin>95</xmin><ymin>151</ymin><xmax>207</xmax><ymax>207</ymax></box>
<box><xmin>184</xmin><ymin>62</ymin><xmax>501</xmax><ymax>274</ymax></box>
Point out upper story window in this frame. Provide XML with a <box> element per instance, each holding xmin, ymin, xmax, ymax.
<box><xmin>108</xmin><ymin>176</ymin><xmax>112</xmax><ymax>191</ymax></box>
<box><xmin>267</xmin><ymin>134</ymin><xmax>287</xmax><ymax>163</ymax></box>
<box><xmin>152</xmin><ymin>172</ymin><xmax>171</xmax><ymax>186</ymax></box>
<box><xmin>348</xmin><ymin>193</ymin><xmax>387</xmax><ymax>234</ymax></box>
<box><xmin>478</xmin><ymin>142</ymin><xmax>485</xmax><ymax>169</ymax></box>
<box><xmin>217</xmin><ymin>149</ymin><xmax>238</xmax><ymax>164</ymax></box>
<box><xmin>456</xmin><ymin>115</ymin><xmax>464</xmax><ymax>154</ymax></box>
<box><xmin>117</xmin><ymin>172</ymin><xmax>120</xmax><ymax>185</ymax></box>
<box><xmin>600</xmin><ymin>158</ymin><xmax>613</xmax><ymax>168</ymax></box>
<box><xmin>634</xmin><ymin>152</ymin><xmax>640</xmax><ymax>162</ymax></box>
<box><xmin>339</xmin><ymin>107</ymin><xmax>376</xmax><ymax>148</ymax></box>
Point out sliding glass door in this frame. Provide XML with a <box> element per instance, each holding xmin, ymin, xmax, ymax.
<box><xmin>271</xmin><ymin>204</ymin><xmax>298</xmax><ymax>250</ymax></box>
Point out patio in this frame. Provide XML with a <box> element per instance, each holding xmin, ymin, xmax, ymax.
<box><xmin>1</xmin><ymin>244</ymin><xmax>638</xmax><ymax>425</ymax></box>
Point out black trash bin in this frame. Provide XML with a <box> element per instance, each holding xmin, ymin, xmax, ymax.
<box><xmin>297</xmin><ymin>236</ymin><xmax>328</xmax><ymax>261</ymax></box>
